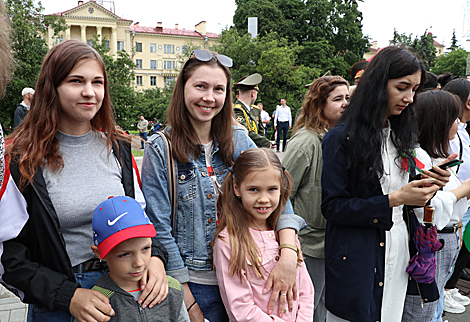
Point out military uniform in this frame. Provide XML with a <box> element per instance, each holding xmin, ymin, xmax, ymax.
<box><xmin>233</xmin><ymin>73</ymin><xmax>270</xmax><ymax>148</ymax></box>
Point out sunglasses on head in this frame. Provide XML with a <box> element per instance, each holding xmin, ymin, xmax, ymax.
<box><xmin>191</xmin><ymin>50</ymin><xmax>233</xmax><ymax>68</ymax></box>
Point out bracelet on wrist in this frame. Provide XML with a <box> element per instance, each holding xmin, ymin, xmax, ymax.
<box><xmin>187</xmin><ymin>300</ymin><xmax>197</xmax><ymax>312</ymax></box>
<box><xmin>279</xmin><ymin>243</ymin><xmax>299</xmax><ymax>255</ymax></box>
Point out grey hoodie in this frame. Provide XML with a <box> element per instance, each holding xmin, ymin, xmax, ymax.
<box><xmin>92</xmin><ymin>273</ymin><xmax>188</xmax><ymax>322</ymax></box>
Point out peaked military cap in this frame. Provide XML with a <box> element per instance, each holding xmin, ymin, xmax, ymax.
<box><xmin>350</xmin><ymin>60</ymin><xmax>369</xmax><ymax>81</ymax></box>
<box><xmin>233</xmin><ymin>73</ymin><xmax>262</xmax><ymax>92</ymax></box>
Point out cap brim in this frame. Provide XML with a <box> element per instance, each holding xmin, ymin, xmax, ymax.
<box><xmin>98</xmin><ymin>224</ymin><xmax>156</xmax><ymax>259</ymax></box>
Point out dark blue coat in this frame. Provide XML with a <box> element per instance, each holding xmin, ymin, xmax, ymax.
<box><xmin>321</xmin><ymin>124</ymin><xmax>393</xmax><ymax>322</ymax></box>
<box><xmin>321</xmin><ymin>124</ymin><xmax>438</xmax><ymax>322</ymax></box>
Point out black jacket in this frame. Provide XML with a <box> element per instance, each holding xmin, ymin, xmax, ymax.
<box><xmin>2</xmin><ymin>139</ymin><xmax>168</xmax><ymax>312</ymax></box>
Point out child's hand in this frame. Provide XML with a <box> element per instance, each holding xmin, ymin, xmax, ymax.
<box><xmin>263</xmin><ymin>247</ymin><xmax>297</xmax><ymax>316</ymax></box>
<box><xmin>138</xmin><ymin>256</ymin><xmax>169</xmax><ymax>308</ymax></box>
<box><xmin>70</xmin><ymin>288</ymin><xmax>114</xmax><ymax>322</ymax></box>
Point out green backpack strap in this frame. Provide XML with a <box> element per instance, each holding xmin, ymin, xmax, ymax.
<box><xmin>70</xmin><ymin>286</ymin><xmax>114</xmax><ymax>322</ymax></box>
<box><xmin>167</xmin><ymin>275</ymin><xmax>182</xmax><ymax>291</ymax></box>
<box><xmin>92</xmin><ymin>285</ymin><xmax>115</xmax><ymax>298</ymax></box>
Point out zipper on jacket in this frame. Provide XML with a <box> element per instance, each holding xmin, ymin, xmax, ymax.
<box><xmin>138</xmin><ymin>303</ymin><xmax>147</xmax><ymax>322</ymax></box>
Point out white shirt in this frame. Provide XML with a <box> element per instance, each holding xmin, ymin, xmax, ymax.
<box><xmin>260</xmin><ymin>110</ymin><xmax>270</xmax><ymax>128</ymax></box>
<box><xmin>415</xmin><ymin>147</ymin><xmax>466</xmax><ymax>230</ymax></box>
<box><xmin>450</xmin><ymin>122</ymin><xmax>470</xmax><ymax>181</ymax></box>
<box><xmin>274</xmin><ymin>105</ymin><xmax>292</xmax><ymax>127</ymax></box>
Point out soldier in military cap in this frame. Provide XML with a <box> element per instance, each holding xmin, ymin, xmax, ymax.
<box><xmin>233</xmin><ymin>73</ymin><xmax>271</xmax><ymax>148</ymax></box>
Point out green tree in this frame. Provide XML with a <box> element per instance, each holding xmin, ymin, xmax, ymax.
<box><xmin>389</xmin><ymin>28</ymin><xmax>413</xmax><ymax>48</ymax></box>
<box><xmin>388</xmin><ymin>29</ymin><xmax>436</xmax><ymax>70</ymax></box>
<box><xmin>432</xmin><ymin>48</ymin><xmax>469</xmax><ymax>77</ymax></box>
<box><xmin>89</xmin><ymin>35</ymin><xmax>137</xmax><ymax>128</ymax></box>
<box><xmin>213</xmin><ymin>29</ymin><xmax>319</xmax><ymax>116</ymax></box>
<box><xmin>134</xmin><ymin>86</ymin><xmax>174</xmax><ymax>125</ymax></box>
<box><xmin>448</xmin><ymin>29</ymin><xmax>459</xmax><ymax>51</ymax></box>
<box><xmin>0</xmin><ymin>0</ymin><xmax>51</xmax><ymax>130</ymax></box>
<box><xmin>233</xmin><ymin>0</ymin><xmax>369</xmax><ymax>79</ymax></box>
<box><xmin>410</xmin><ymin>31</ymin><xmax>436</xmax><ymax>70</ymax></box>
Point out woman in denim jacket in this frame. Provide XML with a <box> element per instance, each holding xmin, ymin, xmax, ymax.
<box><xmin>141</xmin><ymin>51</ymin><xmax>306</xmax><ymax>322</ymax></box>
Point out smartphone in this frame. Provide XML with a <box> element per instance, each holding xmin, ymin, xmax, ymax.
<box><xmin>411</xmin><ymin>159</ymin><xmax>463</xmax><ymax>181</ymax></box>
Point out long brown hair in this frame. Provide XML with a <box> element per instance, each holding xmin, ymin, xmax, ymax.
<box><xmin>7</xmin><ymin>39</ymin><xmax>129</xmax><ymax>189</ymax></box>
<box><xmin>167</xmin><ymin>51</ymin><xmax>234</xmax><ymax>166</ymax></box>
<box><xmin>0</xmin><ymin>0</ymin><xmax>13</xmax><ymax>97</ymax></box>
<box><xmin>293</xmin><ymin>76</ymin><xmax>349</xmax><ymax>135</ymax></box>
<box><xmin>214</xmin><ymin>148</ymin><xmax>296</xmax><ymax>281</ymax></box>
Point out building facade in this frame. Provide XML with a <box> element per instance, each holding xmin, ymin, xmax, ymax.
<box><xmin>46</xmin><ymin>0</ymin><xmax>219</xmax><ymax>89</ymax></box>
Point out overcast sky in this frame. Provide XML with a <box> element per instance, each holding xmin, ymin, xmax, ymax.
<box><xmin>38</xmin><ymin>0</ymin><xmax>470</xmax><ymax>50</ymax></box>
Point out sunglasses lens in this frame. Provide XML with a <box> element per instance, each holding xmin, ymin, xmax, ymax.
<box><xmin>193</xmin><ymin>50</ymin><xmax>212</xmax><ymax>62</ymax></box>
<box><xmin>217</xmin><ymin>55</ymin><xmax>233</xmax><ymax>67</ymax></box>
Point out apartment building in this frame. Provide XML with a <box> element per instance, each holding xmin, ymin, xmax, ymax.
<box><xmin>45</xmin><ymin>0</ymin><xmax>220</xmax><ymax>89</ymax></box>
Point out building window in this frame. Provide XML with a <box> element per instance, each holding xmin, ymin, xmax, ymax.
<box><xmin>164</xmin><ymin>60</ymin><xmax>175</xmax><ymax>70</ymax></box>
<box><xmin>136</xmin><ymin>42</ymin><xmax>142</xmax><ymax>52</ymax></box>
<box><xmin>117</xmin><ymin>41</ymin><xmax>124</xmax><ymax>51</ymax></box>
<box><xmin>164</xmin><ymin>44</ymin><xmax>174</xmax><ymax>54</ymax></box>
<box><xmin>182</xmin><ymin>45</ymin><xmax>188</xmax><ymax>54</ymax></box>
<box><xmin>136</xmin><ymin>76</ymin><xmax>143</xmax><ymax>86</ymax></box>
<box><xmin>165</xmin><ymin>77</ymin><xmax>175</xmax><ymax>85</ymax></box>
<box><xmin>56</xmin><ymin>37</ymin><xmax>63</xmax><ymax>44</ymax></box>
<box><xmin>150</xmin><ymin>43</ymin><xmax>156</xmax><ymax>53</ymax></box>
<box><xmin>150</xmin><ymin>76</ymin><xmax>157</xmax><ymax>86</ymax></box>
<box><xmin>150</xmin><ymin>60</ymin><xmax>156</xmax><ymax>69</ymax></box>
<box><xmin>87</xmin><ymin>39</ymin><xmax>94</xmax><ymax>47</ymax></box>
<box><xmin>136</xmin><ymin>59</ymin><xmax>142</xmax><ymax>69</ymax></box>
<box><xmin>105</xmin><ymin>40</ymin><xmax>109</xmax><ymax>49</ymax></box>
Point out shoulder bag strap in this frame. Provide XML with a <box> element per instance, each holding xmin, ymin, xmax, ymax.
<box><xmin>157</xmin><ymin>131</ymin><xmax>178</xmax><ymax>237</ymax></box>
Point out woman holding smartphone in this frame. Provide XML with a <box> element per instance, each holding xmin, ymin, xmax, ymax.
<box><xmin>321</xmin><ymin>46</ymin><xmax>452</xmax><ymax>322</ymax></box>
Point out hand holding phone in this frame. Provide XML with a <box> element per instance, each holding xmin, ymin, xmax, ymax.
<box><xmin>411</xmin><ymin>159</ymin><xmax>463</xmax><ymax>181</ymax></box>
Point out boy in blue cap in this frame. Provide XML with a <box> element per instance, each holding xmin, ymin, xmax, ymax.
<box><xmin>90</xmin><ymin>196</ymin><xmax>189</xmax><ymax>322</ymax></box>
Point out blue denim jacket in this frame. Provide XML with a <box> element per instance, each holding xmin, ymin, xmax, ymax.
<box><xmin>142</xmin><ymin>127</ymin><xmax>306</xmax><ymax>283</ymax></box>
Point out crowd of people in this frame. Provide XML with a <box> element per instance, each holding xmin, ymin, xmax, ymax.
<box><xmin>1</xmin><ymin>7</ymin><xmax>470</xmax><ymax>322</ymax></box>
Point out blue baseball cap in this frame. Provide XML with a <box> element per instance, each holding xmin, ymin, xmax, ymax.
<box><xmin>92</xmin><ymin>196</ymin><xmax>156</xmax><ymax>259</ymax></box>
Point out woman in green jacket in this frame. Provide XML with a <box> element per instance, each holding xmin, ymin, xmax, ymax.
<box><xmin>282</xmin><ymin>76</ymin><xmax>349</xmax><ymax>322</ymax></box>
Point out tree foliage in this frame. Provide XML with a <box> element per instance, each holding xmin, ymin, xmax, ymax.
<box><xmin>233</xmin><ymin>0</ymin><xmax>369</xmax><ymax>78</ymax></box>
<box><xmin>448</xmin><ymin>29</ymin><xmax>459</xmax><ymax>51</ymax></box>
<box><xmin>0</xmin><ymin>0</ymin><xmax>52</xmax><ymax>131</ymax></box>
<box><xmin>212</xmin><ymin>29</ymin><xmax>320</xmax><ymax>116</ymax></box>
<box><xmin>432</xmin><ymin>48</ymin><xmax>469</xmax><ymax>77</ymax></box>
<box><xmin>389</xmin><ymin>29</ymin><xmax>436</xmax><ymax>70</ymax></box>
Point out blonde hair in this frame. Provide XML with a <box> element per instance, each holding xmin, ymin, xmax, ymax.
<box><xmin>214</xmin><ymin>148</ymin><xmax>297</xmax><ymax>281</ymax></box>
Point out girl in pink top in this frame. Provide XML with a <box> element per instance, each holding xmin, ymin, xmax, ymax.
<box><xmin>213</xmin><ymin>148</ymin><xmax>314</xmax><ymax>322</ymax></box>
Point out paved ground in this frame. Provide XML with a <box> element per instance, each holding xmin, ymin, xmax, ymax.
<box><xmin>0</xmin><ymin>285</ymin><xmax>27</xmax><ymax>322</ymax></box>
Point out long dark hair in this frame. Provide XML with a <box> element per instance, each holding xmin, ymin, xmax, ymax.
<box><xmin>167</xmin><ymin>51</ymin><xmax>234</xmax><ymax>166</ymax></box>
<box><xmin>339</xmin><ymin>46</ymin><xmax>425</xmax><ymax>180</ymax></box>
<box><xmin>442</xmin><ymin>78</ymin><xmax>470</xmax><ymax>119</ymax></box>
<box><xmin>7</xmin><ymin>39</ymin><xmax>129</xmax><ymax>189</ymax></box>
<box><xmin>414</xmin><ymin>91</ymin><xmax>460</xmax><ymax>159</ymax></box>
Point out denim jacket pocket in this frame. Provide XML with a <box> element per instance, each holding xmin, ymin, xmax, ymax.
<box><xmin>177</xmin><ymin>166</ymin><xmax>197</xmax><ymax>201</ymax></box>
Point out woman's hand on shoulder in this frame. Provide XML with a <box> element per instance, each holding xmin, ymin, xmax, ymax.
<box><xmin>138</xmin><ymin>256</ymin><xmax>169</xmax><ymax>308</ymax></box>
<box><xmin>389</xmin><ymin>178</ymin><xmax>440</xmax><ymax>207</ymax></box>
<box><xmin>263</xmin><ymin>248</ymin><xmax>297</xmax><ymax>316</ymax></box>
<box><xmin>70</xmin><ymin>288</ymin><xmax>114</xmax><ymax>322</ymax></box>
